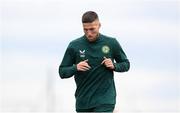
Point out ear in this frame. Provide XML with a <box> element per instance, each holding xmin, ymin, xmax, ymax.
<box><xmin>99</xmin><ymin>23</ymin><xmax>101</xmax><ymax>28</ymax></box>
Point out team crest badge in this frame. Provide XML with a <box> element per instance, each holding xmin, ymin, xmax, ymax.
<box><xmin>102</xmin><ymin>45</ymin><xmax>110</xmax><ymax>54</ymax></box>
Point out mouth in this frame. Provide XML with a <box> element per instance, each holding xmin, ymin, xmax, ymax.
<box><xmin>87</xmin><ymin>36</ymin><xmax>93</xmax><ymax>39</ymax></box>
<box><xmin>87</xmin><ymin>36</ymin><xmax>94</xmax><ymax>39</ymax></box>
<box><xmin>87</xmin><ymin>36</ymin><xmax>96</xmax><ymax>42</ymax></box>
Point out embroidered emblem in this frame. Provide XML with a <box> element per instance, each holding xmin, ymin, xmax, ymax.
<box><xmin>79</xmin><ymin>50</ymin><xmax>85</xmax><ymax>58</ymax></box>
<box><xmin>102</xmin><ymin>45</ymin><xmax>110</xmax><ymax>54</ymax></box>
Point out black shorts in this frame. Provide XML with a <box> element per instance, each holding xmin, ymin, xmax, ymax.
<box><xmin>76</xmin><ymin>104</ymin><xmax>115</xmax><ymax>113</ymax></box>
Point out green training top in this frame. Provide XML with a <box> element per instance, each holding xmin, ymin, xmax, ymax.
<box><xmin>59</xmin><ymin>33</ymin><xmax>130</xmax><ymax>109</ymax></box>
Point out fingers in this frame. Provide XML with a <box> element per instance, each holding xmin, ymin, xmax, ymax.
<box><xmin>77</xmin><ymin>59</ymin><xmax>91</xmax><ymax>71</ymax></box>
<box><xmin>83</xmin><ymin>63</ymin><xmax>91</xmax><ymax>69</ymax></box>
<box><xmin>101</xmin><ymin>57</ymin><xmax>110</xmax><ymax>64</ymax></box>
<box><xmin>78</xmin><ymin>65</ymin><xmax>90</xmax><ymax>71</ymax></box>
<box><xmin>101</xmin><ymin>57</ymin><xmax>115</xmax><ymax>70</ymax></box>
<box><xmin>84</xmin><ymin>59</ymin><xmax>88</xmax><ymax>62</ymax></box>
<box><xmin>78</xmin><ymin>57</ymin><xmax>114</xmax><ymax>71</ymax></box>
<box><xmin>83</xmin><ymin>59</ymin><xmax>90</xmax><ymax>68</ymax></box>
<box><xmin>105</xmin><ymin>63</ymin><xmax>114</xmax><ymax>68</ymax></box>
<box><xmin>101</xmin><ymin>57</ymin><xmax>107</xmax><ymax>64</ymax></box>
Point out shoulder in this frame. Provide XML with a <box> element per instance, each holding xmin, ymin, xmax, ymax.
<box><xmin>100</xmin><ymin>34</ymin><xmax>119</xmax><ymax>44</ymax></box>
<box><xmin>100</xmin><ymin>34</ymin><xmax>123</xmax><ymax>51</ymax></box>
<box><xmin>68</xmin><ymin>36</ymin><xmax>84</xmax><ymax>48</ymax></box>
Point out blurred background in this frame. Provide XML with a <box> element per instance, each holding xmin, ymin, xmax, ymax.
<box><xmin>0</xmin><ymin>0</ymin><xmax>179</xmax><ymax>112</ymax></box>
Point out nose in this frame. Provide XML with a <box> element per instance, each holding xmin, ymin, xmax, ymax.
<box><xmin>86</xmin><ymin>31</ymin><xmax>92</xmax><ymax>36</ymax></box>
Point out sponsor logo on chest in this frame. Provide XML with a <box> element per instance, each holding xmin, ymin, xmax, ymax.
<box><xmin>79</xmin><ymin>50</ymin><xmax>85</xmax><ymax>58</ymax></box>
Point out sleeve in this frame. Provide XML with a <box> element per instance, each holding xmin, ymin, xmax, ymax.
<box><xmin>113</xmin><ymin>38</ymin><xmax>130</xmax><ymax>72</ymax></box>
<box><xmin>58</xmin><ymin>43</ymin><xmax>78</xmax><ymax>79</ymax></box>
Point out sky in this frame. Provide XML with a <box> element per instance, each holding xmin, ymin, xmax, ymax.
<box><xmin>0</xmin><ymin>0</ymin><xmax>179</xmax><ymax>112</ymax></box>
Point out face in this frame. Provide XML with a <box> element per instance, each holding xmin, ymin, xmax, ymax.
<box><xmin>83</xmin><ymin>20</ymin><xmax>101</xmax><ymax>42</ymax></box>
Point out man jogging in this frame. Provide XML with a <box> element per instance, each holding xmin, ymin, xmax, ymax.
<box><xmin>59</xmin><ymin>11</ymin><xmax>130</xmax><ymax>112</ymax></box>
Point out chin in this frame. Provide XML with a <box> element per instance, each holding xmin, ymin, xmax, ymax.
<box><xmin>87</xmin><ymin>38</ymin><xmax>95</xmax><ymax>42</ymax></box>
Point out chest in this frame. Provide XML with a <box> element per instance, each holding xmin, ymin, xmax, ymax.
<box><xmin>74</xmin><ymin>43</ymin><xmax>114</xmax><ymax>67</ymax></box>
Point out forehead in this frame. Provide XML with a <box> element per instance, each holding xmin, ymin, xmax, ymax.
<box><xmin>83</xmin><ymin>20</ymin><xmax>99</xmax><ymax>28</ymax></box>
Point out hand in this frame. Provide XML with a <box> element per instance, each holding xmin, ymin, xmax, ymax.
<box><xmin>77</xmin><ymin>59</ymin><xmax>91</xmax><ymax>71</ymax></box>
<box><xmin>101</xmin><ymin>57</ymin><xmax>115</xmax><ymax>70</ymax></box>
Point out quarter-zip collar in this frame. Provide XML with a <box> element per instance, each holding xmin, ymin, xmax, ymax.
<box><xmin>83</xmin><ymin>33</ymin><xmax>102</xmax><ymax>44</ymax></box>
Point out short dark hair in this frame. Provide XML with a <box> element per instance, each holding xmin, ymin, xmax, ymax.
<box><xmin>82</xmin><ymin>11</ymin><xmax>99</xmax><ymax>23</ymax></box>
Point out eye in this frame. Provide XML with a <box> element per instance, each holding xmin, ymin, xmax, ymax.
<box><xmin>84</xmin><ymin>29</ymin><xmax>87</xmax><ymax>31</ymax></box>
<box><xmin>84</xmin><ymin>28</ymin><xmax>95</xmax><ymax>32</ymax></box>
<box><xmin>89</xmin><ymin>28</ymin><xmax>95</xmax><ymax>31</ymax></box>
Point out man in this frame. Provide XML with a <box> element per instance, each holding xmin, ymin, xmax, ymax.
<box><xmin>59</xmin><ymin>11</ymin><xmax>130</xmax><ymax>112</ymax></box>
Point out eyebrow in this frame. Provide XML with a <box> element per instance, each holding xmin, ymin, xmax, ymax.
<box><xmin>84</xmin><ymin>28</ymin><xmax>95</xmax><ymax>30</ymax></box>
